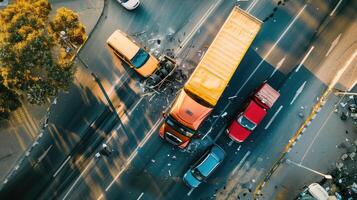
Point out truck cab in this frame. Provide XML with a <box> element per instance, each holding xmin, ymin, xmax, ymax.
<box><xmin>159</xmin><ymin>89</ymin><xmax>213</xmax><ymax>148</ymax></box>
<box><xmin>227</xmin><ymin>83</ymin><xmax>280</xmax><ymax>142</ymax></box>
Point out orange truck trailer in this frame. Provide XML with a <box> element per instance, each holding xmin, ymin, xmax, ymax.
<box><xmin>159</xmin><ymin>6</ymin><xmax>262</xmax><ymax>148</ymax></box>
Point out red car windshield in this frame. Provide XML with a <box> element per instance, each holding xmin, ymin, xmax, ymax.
<box><xmin>237</xmin><ymin>115</ymin><xmax>257</xmax><ymax>131</ymax></box>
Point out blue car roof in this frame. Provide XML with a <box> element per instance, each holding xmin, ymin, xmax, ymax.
<box><xmin>196</xmin><ymin>146</ymin><xmax>225</xmax><ymax>177</ymax></box>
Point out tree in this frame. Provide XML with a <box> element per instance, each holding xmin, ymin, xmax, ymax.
<box><xmin>0</xmin><ymin>0</ymin><xmax>87</xmax><ymax>117</ymax></box>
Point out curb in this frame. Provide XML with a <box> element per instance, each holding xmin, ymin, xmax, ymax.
<box><xmin>253</xmin><ymin>87</ymin><xmax>333</xmax><ymax>198</ymax></box>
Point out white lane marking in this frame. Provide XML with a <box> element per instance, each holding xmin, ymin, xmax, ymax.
<box><xmin>187</xmin><ymin>188</ymin><xmax>195</xmax><ymax>196</ymax></box>
<box><xmin>65</xmin><ymin>92</ymin><xmax>161</xmax><ymax>199</ymax></box>
<box><xmin>290</xmin><ymin>81</ymin><xmax>307</xmax><ymax>105</ymax></box>
<box><xmin>246</xmin><ymin>0</ymin><xmax>259</xmax><ymax>13</ymax></box>
<box><xmin>329</xmin><ymin>50</ymin><xmax>357</xmax><ymax>89</ymax></box>
<box><xmin>53</xmin><ymin>156</ymin><xmax>71</xmax><ymax>178</ymax></box>
<box><xmin>269</xmin><ymin>56</ymin><xmax>286</xmax><ymax>78</ymax></box>
<box><xmin>136</xmin><ymin>192</ymin><xmax>144</xmax><ymax>200</ymax></box>
<box><xmin>264</xmin><ymin>105</ymin><xmax>283</xmax><ymax>130</ymax></box>
<box><xmin>330</xmin><ymin>0</ymin><xmax>343</xmax><ymax>16</ymax></box>
<box><xmin>228</xmin><ymin>140</ymin><xmax>234</xmax><ymax>146</ymax></box>
<box><xmin>325</xmin><ymin>33</ymin><xmax>342</xmax><ymax>57</ymax></box>
<box><xmin>176</xmin><ymin>0</ymin><xmax>222</xmax><ymax>55</ymax></box>
<box><xmin>232</xmin><ymin>151</ymin><xmax>251</xmax><ymax>175</ymax></box>
<box><xmin>201</xmin><ymin>127</ymin><xmax>213</xmax><ymax>140</ymax></box>
<box><xmin>38</xmin><ymin>145</ymin><xmax>53</xmax><ymax>163</ymax></box>
<box><xmin>104</xmin><ymin>117</ymin><xmax>164</xmax><ymax>192</ymax></box>
<box><xmin>295</xmin><ymin>46</ymin><xmax>314</xmax><ymax>72</ymax></box>
<box><xmin>62</xmin><ymin>159</ymin><xmax>95</xmax><ymax>200</ymax></box>
<box><xmin>212</xmin><ymin>4</ymin><xmax>307</xmax><ymax>126</ymax></box>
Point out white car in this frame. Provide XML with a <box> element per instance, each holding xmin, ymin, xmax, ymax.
<box><xmin>117</xmin><ymin>0</ymin><xmax>140</xmax><ymax>10</ymax></box>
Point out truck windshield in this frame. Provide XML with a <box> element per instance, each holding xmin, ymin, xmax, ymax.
<box><xmin>166</xmin><ymin>115</ymin><xmax>195</xmax><ymax>137</ymax></box>
<box><xmin>191</xmin><ymin>168</ymin><xmax>204</xmax><ymax>181</ymax></box>
<box><xmin>237</xmin><ymin>115</ymin><xmax>256</xmax><ymax>131</ymax></box>
<box><xmin>131</xmin><ymin>48</ymin><xmax>150</xmax><ymax>68</ymax></box>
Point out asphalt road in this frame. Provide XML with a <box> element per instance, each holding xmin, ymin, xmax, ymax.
<box><xmin>0</xmin><ymin>0</ymin><xmax>344</xmax><ymax>199</ymax></box>
<box><xmin>56</xmin><ymin>0</ymin><xmax>341</xmax><ymax>200</ymax></box>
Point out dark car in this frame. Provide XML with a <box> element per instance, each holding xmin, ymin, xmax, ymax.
<box><xmin>183</xmin><ymin>145</ymin><xmax>226</xmax><ymax>188</ymax></box>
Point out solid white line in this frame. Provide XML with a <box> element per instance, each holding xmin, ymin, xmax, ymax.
<box><xmin>53</xmin><ymin>156</ymin><xmax>71</xmax><ymax>178</ymax></box>
<box><xmin>264</xmin><ymin>105</ymin><xmax>283</xmax><ymax>130</ymax></box>
<box><xmin>246</xmin><ymin>0</ymin><xmax>259</xmax><ymax>12</ymax></box>
<box><xmin>212</xmin><ymin>4</ymin><xmax>307</xmax><ymax>126</ymax></box>
<box><xmin>232</xmin><ymin>151</ymin><xmax>251</xmax><ymax>174</ymax></box>
<box><xmin>330</xmin><ymin>0</ymin><xmax>343</xmax><ymax>16</ymax></box>
<box><xmin>176</xmin><ymin>0</ymin><xmax>222</xmax><ymax>55</ymax></box>
<box><xmin>295</xmin><ymin>46</ymin><xmax>315</xmax><ymax>72</ymax></box>
<box><xmin>136</xmin><ymin>192</ymin><xmax>144</xmax><ymax>200</ymax></box>
<box><xmin>62</xmin><ymin>159</ymin><xmax>95</xmax><ymax>200</ymax></box>
<box><xmin>201</xmin><ymin>127</ymin><xmax>212</xmax><ymax>140</ymax></box>
<box><xmin>325</xmin><ymin>33</ymin><xmax>341</xmax><ymax>57</ymax></box>
<box><xmin>104</xmin><ymin>118</ymin><xmax>164</xmax><ymax>192</ymax></box>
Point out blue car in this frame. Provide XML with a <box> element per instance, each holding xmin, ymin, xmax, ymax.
<box><xmin>183</xmin><ymin>145</ymin><xmax>226</xmax><ymax>188</ymax></box>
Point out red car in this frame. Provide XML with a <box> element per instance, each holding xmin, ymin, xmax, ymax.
<box><xmin>227</xmin><ymin>83</ymin><xmax>280</xmax><ymax>142</ymax></box>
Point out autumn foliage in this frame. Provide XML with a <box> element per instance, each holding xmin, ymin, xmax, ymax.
<box><xmin>0</xmin><ymin>0</ymin><xmax>87</xmax><ymax>119</ymax></box>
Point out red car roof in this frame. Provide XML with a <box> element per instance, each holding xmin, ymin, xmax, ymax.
<box><xmin>244</xmin><ymin>101</ymin><xmax>267</xmax><ymax>124</ymax></box>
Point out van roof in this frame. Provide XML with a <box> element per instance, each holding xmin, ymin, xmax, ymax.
<box><xmin>107</xmin><ymin>30</ymin><xmax>140</xmax><ymax>59</ymax></box>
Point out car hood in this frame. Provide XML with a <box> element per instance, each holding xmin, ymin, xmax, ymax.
<box><xmin>171</xmin><ymin>90</ymin><xmax>213</xmax><ymax>130</ymax></box>
<box><xmin>228</xmin><ymin>120</ymin><xmax>251</xmax><ymax>142</ymax></box>
<box><xmin>183</xmin><ymin>170</ymin><xmax>201</xmax><ymax>188</ymax></box>
<box><xmin>244</xmin><ymin>101</ymin><xmax>267</xmax><ymax>124</ymax></box>
<box><xmin>135</xmin><ymin>55</ymin><xmax>159</xmax><ymax>77</ymax></box>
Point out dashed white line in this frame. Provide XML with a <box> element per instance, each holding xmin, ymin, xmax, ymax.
<box><xmin>325</xmin><ymin>33</ymin><xmax>341</xmax><ymax>57</ymax></box>
<box><xmin>176</xmin><ymin>0</ymin><xmax>222</xmax><ymax>55</ymax></box>
<box><xmin>228</xmin><ymin>140</ymin><xmax>234</xmax><ymax>146</ymax></box>
<box><xmin>136</xmin><ymin>192</ymin><xmax>144</xmax><ymax>200</ymax></box>
<box><xmin>232</xmin><ymin>151</ymin><xmax>251</xmax><ymax>175</ymax></box>
<box><xmin>201</xmin><ymin>127</ymin><xmax>213</xmax><ymax>140</ymax></box>
<box><xmin>290</xmin><ymin>81</ymin><xmax>307</xmax><ymax>105</ymax></box>
<box><xmin>264</xmin><ymin>105</ymin><xmax>283</xmax><ymax>130</ymax></box>
<box><xmin>187</xmin><ymin>188</ymin><xmax>195</xmax><ymax>196</ymax></box>
<box><xmin>213</xmin><ymin>4</ymin><xmax>307</xmax><ymax>123</ymax></box>
<box><xmin>269</xmin><ymin>56</ymin><xmax>286</xmax><ymax>78</ymax></box>
<box><xmin>53</xmin><ymin>156</ymin><xmax>71</xmax><ymax>178</ymax></box>
<box><xmin>38</xmin><ymin>145</ymin><xmax>53</xmax><ymax>163</ymax></box>
<box><xmin>295</xmin><ymin>46</ymin><xmax>315</xmax><ymax>72</ymax></box>
<box><xmin>330</xmin><ymin>0</ymin><xmax>343</xmax><ymax>16</ymax></box>
<box><xmin>63</xmin><ymin>159</ymin><xmax>94</xmax><ymax>200</ymax></box>
<box><xmin>104</xmin><ymin>117</ymin><xmax>164</xmax><ymax>192</ymax></box>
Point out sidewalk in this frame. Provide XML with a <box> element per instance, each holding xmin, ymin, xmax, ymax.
<box><xmin>258</xmin><ymin>90</ymin><xmax>357</xmax><ymax>199</ymax></box>
<box><xmin>0</xmin><ymin>0</ymin><xmax>104</xmax><ymax>182</ymax></box>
